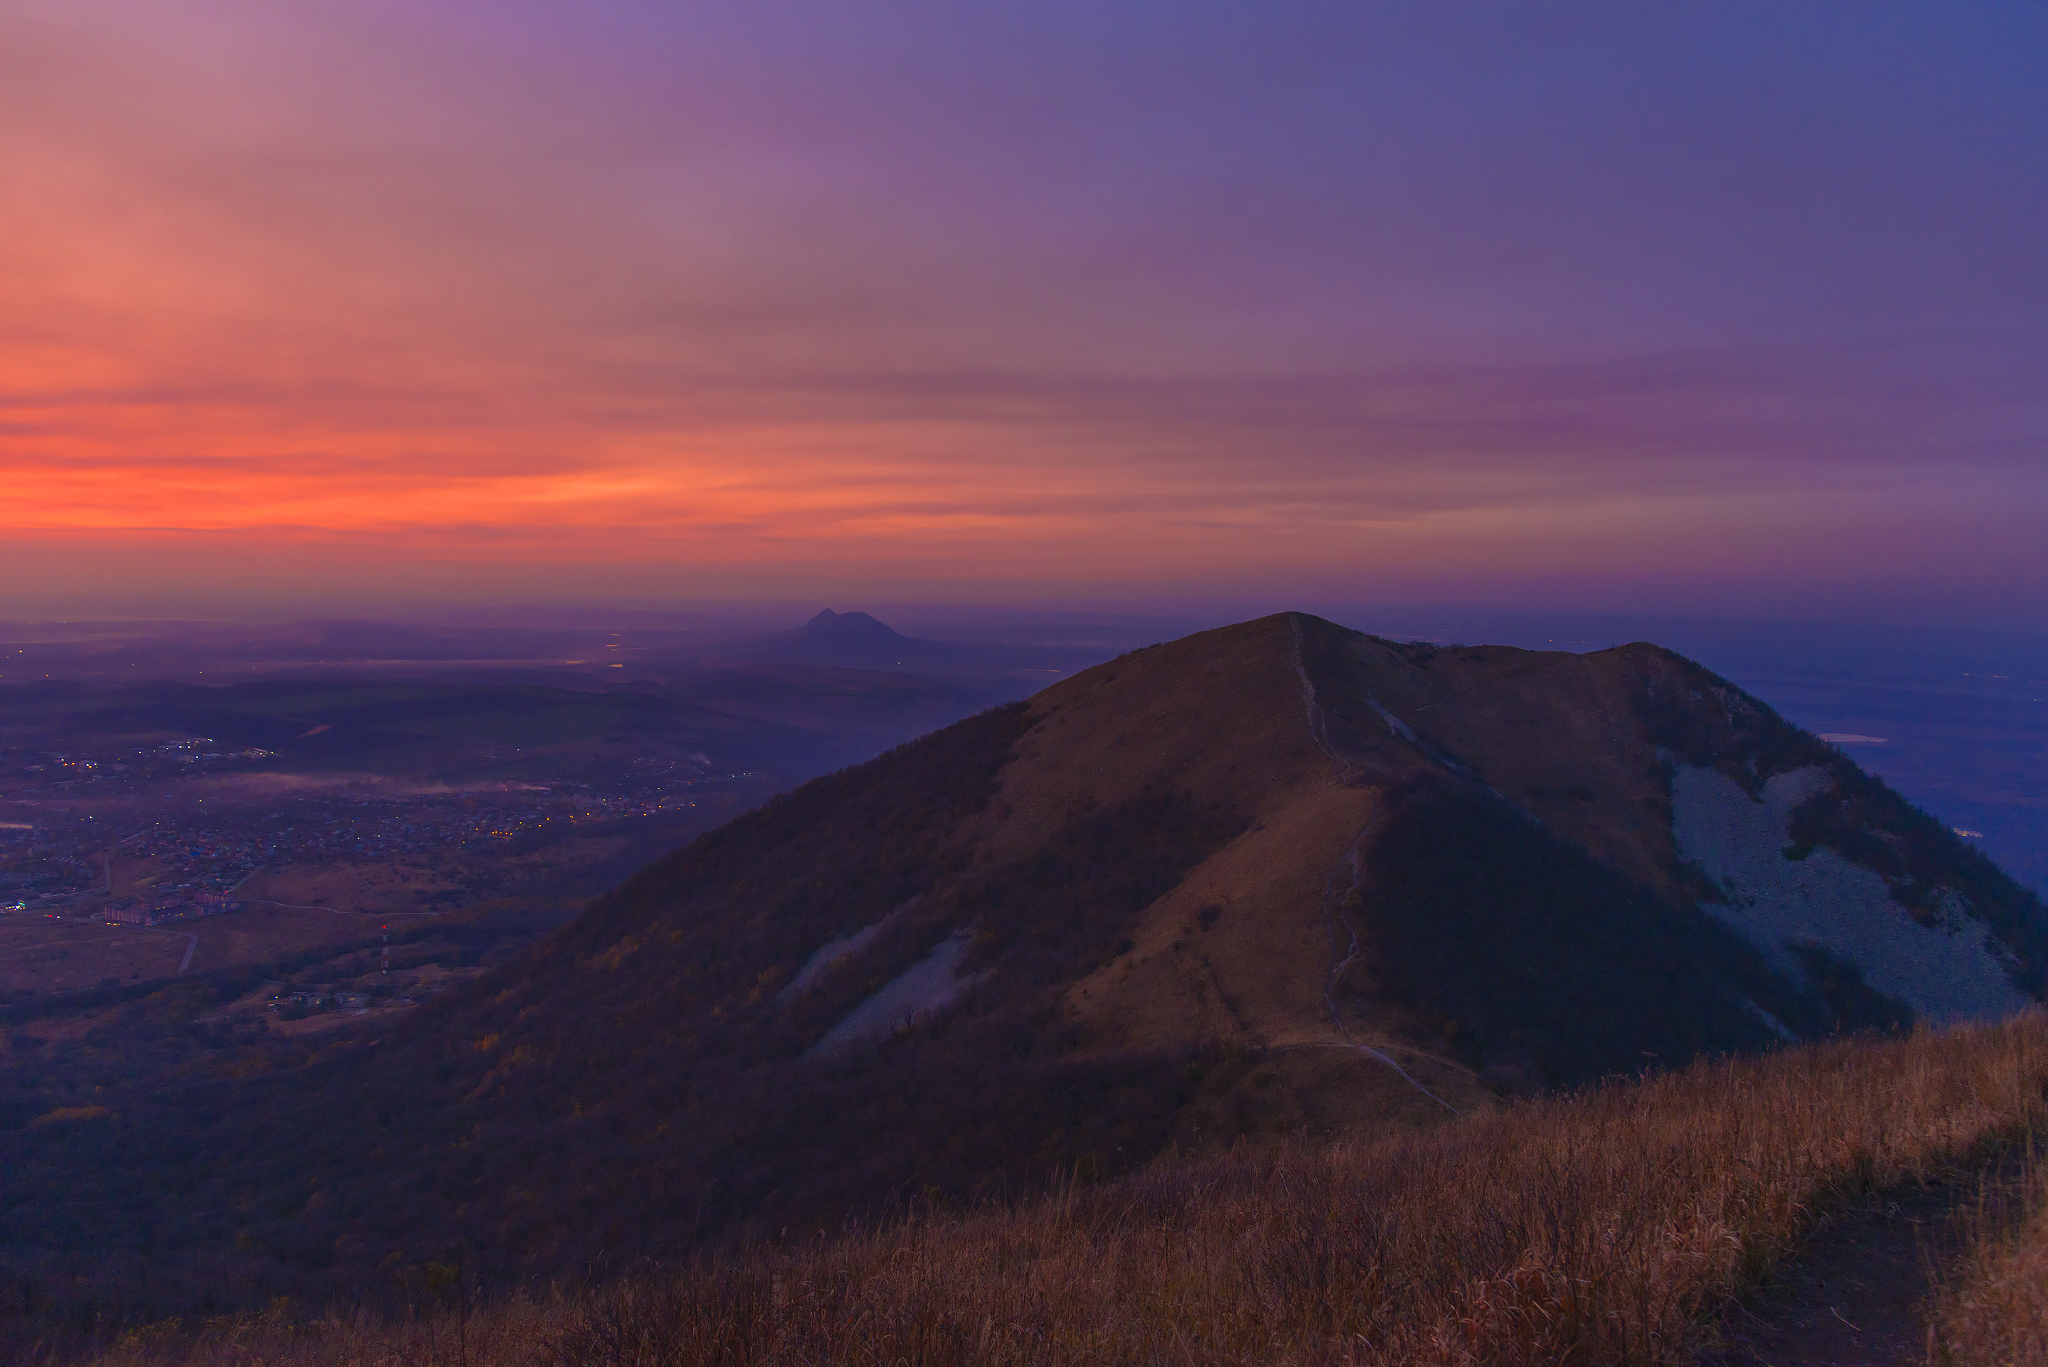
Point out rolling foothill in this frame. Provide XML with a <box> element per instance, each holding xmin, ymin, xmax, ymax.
<box><xmin>0</xmin><ymin>614</ymin><xmax>1101</xmax><ymax>1153</ymax></box>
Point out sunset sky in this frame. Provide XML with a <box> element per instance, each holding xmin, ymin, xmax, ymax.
<box><xmin>5</xmin><ymin>2</ymin><xmax>2044</xmax><ymax>623</ymax></box>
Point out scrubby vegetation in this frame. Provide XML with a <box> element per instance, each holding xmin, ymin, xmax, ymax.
<box><xmin>0</xmin><ymin>904</ymin><xmax>559</xmax><ymax>1135</ymax></box>
<box><xmin>30</xmin><ymin>1016</ymin><xmax>2048</xmax><ymax>1366</ymax></box>
<box><xmin>1357</xmin><ymin>771</ymin><xmax>1772</xmax><ymax>1079</ymax></box>
<box><xmin>1634</xmin><ymin>650</ymin><xmax>2048</xmax><ymax>994</ymax></box>
<box><xmin>1633</xmin><ymin>651</ymin><xmax>1836</xmax><ymax>789</ymax></box>
<box><xmin>1351</xmin><ymin>770</ymin><xmax>1901</xmax><ymax>1085</ymax></box>
<box><xmin>0</xmin><ymin>707</ymin><xmax>1032</xmax><ymax>1300</ymax></box>
<box><xmin>1788</xmin><ymin>770</ymin><xmax>2048</xmax><ymax>992</ymax></box>
<box><xmin>0</xmin><ymin>704</ymin><xmax>1260</xmax><ymax>1322</ymax></box>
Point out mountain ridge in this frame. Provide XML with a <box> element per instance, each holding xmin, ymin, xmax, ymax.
<box><xmin>3</xmin><ymin>612</ymin><xmax>2041</xmax><ymax>1307</ymax></box>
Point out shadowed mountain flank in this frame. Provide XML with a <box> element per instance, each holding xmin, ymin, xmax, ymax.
<box><xmin>4</xmin><ymin>614</ymin><xmax>2042</xmax><ymax>1308</ymax></box>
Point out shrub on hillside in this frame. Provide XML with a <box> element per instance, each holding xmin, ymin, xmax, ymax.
<box><xmin>1354</xmin><ymin>770</ymin><xmax>1801</xmax><ymax>1086</ymax></box>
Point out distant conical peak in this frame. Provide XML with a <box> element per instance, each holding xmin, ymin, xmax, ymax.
<box><xmin>802</xmin><ymin>609</ymin><xmax>899</xmax><ymax>638</ymax></box>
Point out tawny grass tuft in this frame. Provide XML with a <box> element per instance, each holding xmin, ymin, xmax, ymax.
<box><xmin>72</xmin><ymin>1016</ymin><xmax>2048</xmax><ymax>1367</ymax></box>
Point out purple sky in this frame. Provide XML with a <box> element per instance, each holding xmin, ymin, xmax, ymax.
<box><xmin>4</xmin><ymin>2</ymin><xmax>2044</xmax><ymax>623</ymax></box>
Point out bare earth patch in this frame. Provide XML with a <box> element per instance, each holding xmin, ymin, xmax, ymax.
<box><xmin>1704</xmin><ymin>1176</ymin><xmax>1985</xmax><ymax>1367</ymax></box>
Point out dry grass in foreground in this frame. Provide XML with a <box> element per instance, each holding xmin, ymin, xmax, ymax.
<box><xmin>58</xmin><ymin>1016</ymin><xmax>2048</xmax><ymax>1367</ymax></box>
<box><xmin>1929</xmin><ymin>1137</ymin><xmax>2048</xmax><ymax>1366</ymax></box>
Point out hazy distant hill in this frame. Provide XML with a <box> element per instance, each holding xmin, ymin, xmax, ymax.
<box><xmin>731</xmin><ymin>608</ymin><xmax>1096</xmax><ymax>678</ymax></box>
<box><xmin>736</xmin><ymin>608</ymin><xmax>943</xmax><ymax>667</ymax></box>
<box><xmin>5</xmin><ymin>613</ymin><xmax>2042</xmax><ymax>1304</ymax></box>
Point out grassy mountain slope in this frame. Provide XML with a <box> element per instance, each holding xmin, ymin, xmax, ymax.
<box><xmin>41</xmin><ymin>1017</ymin><xmax>2048</xmax><ymax>1367</ymax></box>
<box><xmin>2</xmin><ymin>614</ymin><xmax>2041</xmax><ymax>1315</ymax></box>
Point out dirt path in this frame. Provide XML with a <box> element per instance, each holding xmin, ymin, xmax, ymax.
<box><xmin>1288</xmin><ymin>616</ymin><xmax>1464</xmax><ymax>1116</ymax></box>
<box><xmin>1702</xmin><ymin>1178</ymin><xmax>1982</xmax><ymax>1367</ymax></box>
<box><xmin>1317</xmin><ymin>822</ymin><xmax>1463</xmax><ymax>1116</ymax></box>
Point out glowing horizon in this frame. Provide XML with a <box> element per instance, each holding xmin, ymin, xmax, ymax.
<box><xmin>5</xmin><ymin>3</ymin><xmax>2045</xmax><ymax>624</ymax></box>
